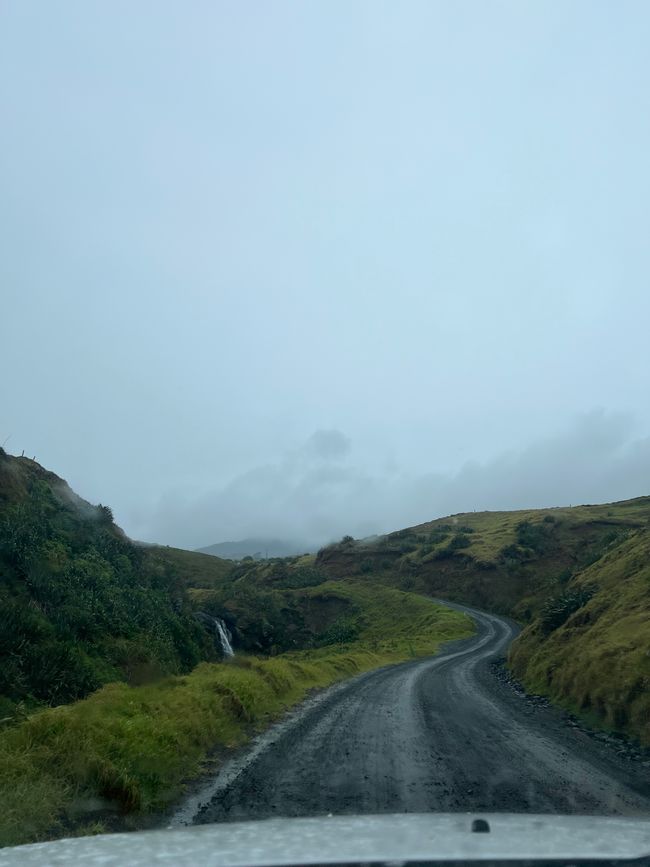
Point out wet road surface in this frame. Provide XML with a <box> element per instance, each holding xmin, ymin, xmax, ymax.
<box><xmin>187</xmin><ymin>601</ymin><xmax>650</xmax><ymax>823</ymax></box>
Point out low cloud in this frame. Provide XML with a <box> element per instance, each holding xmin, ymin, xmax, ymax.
<box><xmin>138</xmin><ymin>413</ymin><xmax>650</xmax><ymax>550</ymax></box>
<box><xmin>302</xmin><ymin>429</ymin><xmax>351</xmax><ymax>461</ymax></box>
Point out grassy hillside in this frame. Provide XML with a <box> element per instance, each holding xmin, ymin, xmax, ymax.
<box><xmin>509</xmin><ymin>527</ymin><xmax>650</xmax><ymax>744</ymax></box>
<box><xmin>317</xmin><ymin>499</ymin><xmax>650</xmax><ymax>616</ymax></box>
<box><xmin>153</xmin><ymin>544</ymin><xmax>233</xmax><ymax>589</ymax></box>
<box><xmin>317</xmin><ymin>497</ymin><xmax>650</xmax><ymax>744</ymax></box>
<box><xmin>0</xmin><ymin>581</ymin><xmax>471</xmax><ymax>847</ymax></box>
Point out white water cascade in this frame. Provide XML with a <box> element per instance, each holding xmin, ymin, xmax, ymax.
<box><xmin>213</xmin><ymin>616</ymin><xmax>234</xmax><ymax>658</ymax></box>
<box><xmin>195</xmin><ymin>611</ymin><xmax>235</xmax><ymax>658</ymax></box>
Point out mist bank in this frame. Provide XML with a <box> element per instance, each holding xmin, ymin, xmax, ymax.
<box><xmin>197</xmin><ymin>538</ymin><xmax>315</xmax><ymax>560</ymax></box>
<box><xmin>135</xmin><ymin>411</ymin><xmax>650</xmax><ymax>550</ymax></box>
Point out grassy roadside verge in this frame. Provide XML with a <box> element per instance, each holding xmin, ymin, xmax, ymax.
<box><xmin>0</xmin><ymin>582</ymin><xmax>473</xmax><ymax>848</ymax></box>
<box><xmin>509</xmin><ymin>530</ymin><xmax>650</xmax><ymax>746</ymax></box>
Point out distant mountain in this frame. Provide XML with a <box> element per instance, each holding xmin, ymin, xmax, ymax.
<box><xmin>196</xmin><ymin>538</ymin><xmax>315</xmax><ymax>560</ymax></box>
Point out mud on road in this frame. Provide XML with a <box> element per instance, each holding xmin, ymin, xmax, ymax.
<box><xmin>176</xmin><ymin>601</ymin><xmax>650</xmax><ymax>825</ymax></box>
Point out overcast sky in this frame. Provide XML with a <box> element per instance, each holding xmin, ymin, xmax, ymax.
<box><xmin>2</xmin><ymin>1</ymin><xmax>649</xmax><ymax>549</ymax></box>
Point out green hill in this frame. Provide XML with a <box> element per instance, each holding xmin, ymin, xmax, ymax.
<box><xmin>508</xmin><ymin>527</ymin><xmax>650</xmax><ymax>742</ymax></box>
<box><xmin>0</xmin><ymin>449</ymin><xmax>234</xmax><ymax>718</ymax></box>
<box><xmin>317</xmin><ymin>498</ymin><xmax>650</xmax><ymax>745</ymax></box>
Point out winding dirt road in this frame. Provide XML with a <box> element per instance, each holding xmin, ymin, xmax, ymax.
<box><xmin>186</xmin><ymin>602</ymin><xmax>650</xmax><ymax>825</ymax></box>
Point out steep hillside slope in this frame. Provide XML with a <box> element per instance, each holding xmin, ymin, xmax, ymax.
<box><xmin>509</xmin><ymin>526</ymin><xmax>650</xmax><ymax>744</ymax></box>
<box><xmin>317</xmin><ymin>498</ymin><xmax>650</xmax><ymax>743</ymax></box>
<box><xmin>317</xmin><ymin>499</ymin><xmax>650</xmax><ymax>617</ymax></box>
<box><xmin>155</xmin><ymin>545</ymin><xmax>234</xmax><ymax>589</ymax></box>
<box><xmin>0</xmin><ymin>450</ymin><xmax>233</xmax><ymax>716</ymax></box>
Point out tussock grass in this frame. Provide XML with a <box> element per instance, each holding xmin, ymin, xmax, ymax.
<box><xmin>410</xmin><ymin>496</ymin><xmax>650</xmax><ymax>565</ymax></box>
<box><xmin>509</xmin><ymin>529</ymin><xmax>650</xmax><ymax>745</ymax></box>
<box><xmin>318</xmin><ymin>497</ymin><xmax>650</xmax><ymax>620</ymax></box>
<box><xmin>153</xmin><ymin>545</ymin><xmax>233</xmax><ymax>589</ymax></box>
<box><xmin>0</xmin><ymin>583</ymin><xmax>472</xmax><ymax>848</ymax></box>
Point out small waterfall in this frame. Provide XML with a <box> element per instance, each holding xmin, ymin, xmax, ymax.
<box><xmin>213</xmin><ymin>616</ymin><xmax>234</xmax><ymax>658</ymax></box>
<box><xmin>195</xmin><ymin>611</ymin><xmax>235</xmax><ymax>658</ymax></box>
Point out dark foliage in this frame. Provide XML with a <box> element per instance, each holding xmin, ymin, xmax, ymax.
<box><xmin>431</xmin><ymin>532</ymin><xmax>473</xmax><ymax>560</ymax></box>
<box><xmin>448</xmin><ymin>533</ymin><xmax>472</xmax><ymax>551</ymax></box>
<box><xmin>515</xmin><ymin>520</ymin><xmax>556</xmax><ymax>555</ymax></box>
<box><xmin>0</xmin><ymin>456</ymin><xmax>214</xmax><ymax>709</ymax></box>
<box><xmin>539</xmin><ymin>587</ymin><xmax>597</xmax><ymax>635</ymax></box>
<box><xmin>316</xmin><ymin>617</ymin><xmax>360</xmax><ymax>646</ymax></box>
<box><xmin>426</xmin><ymin>530</ymin><xmax>450</xmax><ymax>546</ymax></box>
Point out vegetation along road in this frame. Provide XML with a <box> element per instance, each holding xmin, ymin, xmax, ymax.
<box><xmin>181</xmin><ymin>602</ymin><xmax>650</xmax><ymax>824</ymax></box>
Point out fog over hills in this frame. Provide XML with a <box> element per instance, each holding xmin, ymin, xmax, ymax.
<box><xmin>197</xmin><ymin>538</ymin><xmax>314</xmax><ymax>561</ymax></box>
<box><xmin>2</xmin><ymin>1</ymin><xmax>650</xmax><ymax>553</ymax></box>
<box><xmin>142</xmin><ymin>411</ymin><xmax>650</xmax><ymax>551</ymax></box>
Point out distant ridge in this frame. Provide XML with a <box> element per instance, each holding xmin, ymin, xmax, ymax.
<box><xmin>196</xmin><ymin>537</ymin><xmax>314</xmax><ymax>560</ymax></box>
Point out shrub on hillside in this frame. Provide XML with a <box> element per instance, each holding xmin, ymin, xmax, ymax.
<box><xmin>280</xmin><ymin>565</ymin><xmax>328</xmax><ymax>588</ymax></box>
<box><xmin>539</xmin><ymin>587</ymin><xmax>597</xmax><ymax>635</ymax></box>
<box><xmin>500</xmin><ymin>543</ymin><xmax>535</xmax><ymax>564</ymax></box>
<box><xmin>515</xmin><ymin>520</ymin><xmax>555</xmax><ymax>555</ymax></box>
<box><xmin>448</xmin><ymin>533</ymin><xmax>472</xmax><ymax>550</ymax></box>
<box><xmin>577</xmin><ymin>529</ymin><xmax>630</xmax><ymax>570</ymax></box>
<box><xmin>317</xmin><ymin>617</ymin><xmax>360</xmax><ymax>646</ymax></box>
<box><xmin>427</xmin><ymin>530</ymin><xmax>450</xmax><ymax>545</ymax></box>
<box><xmin>432</xmin><ymin>547</ymin><xmax>454</xmax><ymax>561</ymax></box>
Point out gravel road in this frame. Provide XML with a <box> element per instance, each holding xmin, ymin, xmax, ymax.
<box><xmin>189</xmin><ymin>601</ymin><xmax>650</xmax><ymax>824</ymax></box>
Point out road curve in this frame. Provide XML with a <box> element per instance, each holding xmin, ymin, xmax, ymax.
<box><xmin>190</xmin><ymin>601</ymin><xmax>650</xmax><ymax>824</ymax></box>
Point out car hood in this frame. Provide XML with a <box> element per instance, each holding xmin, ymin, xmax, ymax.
<box><xmin>1</xmin><ymin>813</ymin><xmax>650</xmax><ymax>866</ymax></box>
